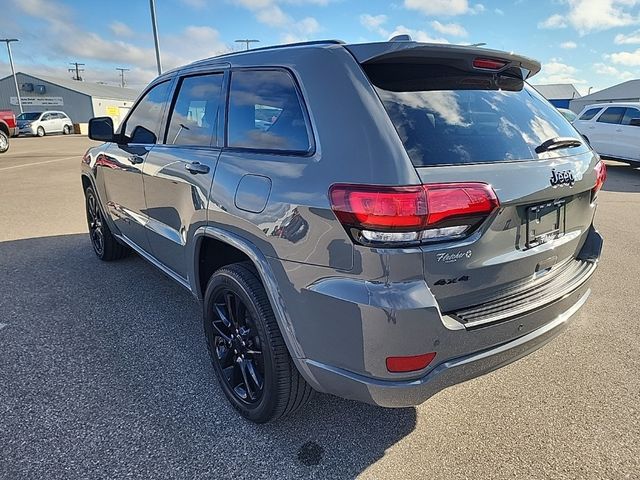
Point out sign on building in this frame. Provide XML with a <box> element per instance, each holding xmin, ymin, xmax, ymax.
<box><xmin>10</xmin><ymin>96</ymin><xmax>64</xmax><ymax>106</ymax></box>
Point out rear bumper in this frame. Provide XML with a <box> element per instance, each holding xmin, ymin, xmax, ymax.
<box><xmin>304</xmin><ymin>284</ymin><xmax>591</xmax><ymax>407</ymax></box>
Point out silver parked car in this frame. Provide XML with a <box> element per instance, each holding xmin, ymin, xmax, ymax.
<box><xmin>81</xmin><ymin>39</ymin><xmax>605</xmax><ymax>423</ymax></box>
<box><xmin>17</xmin><ymin>110</ymin><xmax>73</xmax><ymax>136</ymax></box>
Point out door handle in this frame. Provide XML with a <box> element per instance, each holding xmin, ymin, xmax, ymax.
<box><xmin>128</xmin><ymin>155</ymin><xmax>144</xmax><ymax>165</ymax></box>
<box><xmin>185</xmin><ymin>162</ymin><xmax>210</xmax><ymax>174</ymax></box>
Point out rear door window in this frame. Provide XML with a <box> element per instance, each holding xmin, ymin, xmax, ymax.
<box><xmin>366</xmin><ymin>63</ymin><xmax>587</xmax><ymax>166</ymax></box>
<box><xmin>166</xmin><ymin>73</ymin><xmax>224</xmax><ymax>146</ymax></box>
<box><xmin>621</xmin><ymin>107</ymin><xmax>640</xmax><ymax>125</ymax></box>
<box><xmin>227</xmin><ymin>69</ymin><xmax>311</xmax><ymax>153</ymax></box>
<box><xmin>578</xmin><ymin>108</ymin><xmax>601</xmax><ymax>121</ymax></box>
<box><xmin>596</xmin><ymin>107</ymin><xmax>625</xmax><ymax>124</ymax></box>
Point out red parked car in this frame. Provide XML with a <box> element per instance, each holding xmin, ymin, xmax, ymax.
<box><xmin>0</xmin><ymin>109</ymin><xmax>18</xmax><ymax>154</ymax></box>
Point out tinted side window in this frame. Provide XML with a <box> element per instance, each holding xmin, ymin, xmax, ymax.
<box><xmin>579</xmin><ymin>108</ymin><xmax>601</xmax><ymax>121</ymax></box>
<box><xmin>622</xmin><ymin>107</ymin><xmax>640</xmax><ymax>125</ymax></box>
<box><xmin>596</xmin><ymin>107</ymin><xmax>625</xmax><ymax>124</ymax></box>
<box><xmin>166</xmin><ymin>73</ymin><xmax>224</xmax><ymax>146</ymax></box>
<box><xmin>227</xmin><ymin>69</ymin><xmax>311</xmax><ymax>152</ymax></box>
<box><xmin>124</xmin><ymin>80</ymin><xmax>171</xmax><ymax>143</ymax></box>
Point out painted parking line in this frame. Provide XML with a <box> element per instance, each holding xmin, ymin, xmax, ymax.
<box><xmin>0</xmin><ymin>155</ymin><xmax>78</xmax><ymax>172</ymax></box>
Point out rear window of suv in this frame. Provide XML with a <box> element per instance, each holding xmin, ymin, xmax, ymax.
<box><xmin>365</xmin><ymin>63</ymin><xmax>588</xmax><ymax>166</ymax></box>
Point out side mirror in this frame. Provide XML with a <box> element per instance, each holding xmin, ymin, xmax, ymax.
<box><xmin>629</xmin><ymin>118</ymin><xmax>640</xmax><ymax>127</ymax></box>
<box><xmin>89</xmin><ymin>117</ymin><xmax>115</xmax><ymax>142</ymax></box>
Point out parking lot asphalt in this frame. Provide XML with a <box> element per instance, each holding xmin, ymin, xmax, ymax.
<box><xmin>1</xmin><ymin>135</ymin><xmax>639</xmax><ymax>479</ymax></box>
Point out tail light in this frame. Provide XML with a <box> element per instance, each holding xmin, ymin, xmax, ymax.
<box><xmin>593</xmin><ymin>161</ymin><xmax>607</xmax><ymax>195</ymax></box>
<box><xmin>329</xmin><ymin>182</ymin><xmax>499</xmax><ymax>246</ymax></box>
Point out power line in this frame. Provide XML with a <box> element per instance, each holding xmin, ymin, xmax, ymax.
<box><xmin>235</xmin><ymin>39</ymin><xmax>260</xmax><ymax>51</ymax></box>
<box><xmin>116</xmin><ymin>67</ymin><xmax>130</xmax><ymax>88</ymax></box>
<box><xmin>0</xmin><ymin>38</ymin><xmax>22</xmax><ymax>114</ymax></box>
<box><xmin>69</xmin><ymin>62</ymin><xmax>85</xmax><ymax>81</ymax></box>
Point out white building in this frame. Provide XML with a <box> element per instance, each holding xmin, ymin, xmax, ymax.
<box><xmin>569</xmin><ymin>79</ymin><xmax>640</xmax><ymax>113</ymax></box>
<box><xmin>0</xmin><ymin>72</ymin><xmax>140</xmax><ymax>128</ymax></box>
<box><xmin>532</xmin><ymin>83</ymin><xmax>581</xmax><ymax>109</ymax></box>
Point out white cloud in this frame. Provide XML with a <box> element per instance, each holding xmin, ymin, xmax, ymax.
<box><xmin>536</xmin><ymin>59</ymin><xmax>586</xmax><ymax>84</ymax></box>
<box><xmin>109</xmin><ymin>21</ymin><xmax>134</xmax><ymax>38</ymax></box>
<box><xmin>540</xmin><ymin>0</ymin><xmax>640</xmax><ymax>34</ymax></box>
<box><xmin>389</xmin><ymin>25</ymin><xmax>449</xmax><ymax>44</ymax></box>
<box><xmin>12</xmin><ymin>0</ymin><xmax>231</xmax><ymax>88</ymax></box>
<box><xmin>614</xmin><ymin>29</ymin><xmax>640</xmax><ymax>43</ymax></box>
<box><xmin>608</xmin><ymin>47</ymin><xmax>640</xmax><ymax>65</ymax></box>
<box><xmin>403</xmin><ymin>0</ymin><xmax>484</xmax><ymax>16</ymax></box>
<box><xmin>360</xmin><ymin>14</ymin><xmax>387</xmax><ymax>30</ymax></box>
<box><xmin>594</xmin><ymin>62</ymin><xmax>635</xmax><ymax>79</ymax></box>
<box><xmin>560</xmin><ymin>41</ymin><xmax>578</xmax><ymax>49</ymax></box>
<box><xmin>538</xmin><ymin>14</ymin><xmax>568</xmax><ymax>29</ymax></box>
<box><xmin>256</xmin><ymin>5</ymin><xmax>291</xmax><ymax>27</ymax></box>
<box><xmin>495</xmin><ymin>8</ymin><xmax>505</xmax><ymax>15</ymax></box>
<box><xmin>430</xmin><ymin>21</ymin><xmax>468</xmax><ymax>37</ymax></box>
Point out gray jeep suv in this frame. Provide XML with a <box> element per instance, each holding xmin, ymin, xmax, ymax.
<box><xmin>81</xmin><ymin>39</ymin><xmax>605</xmax><ymax>423</ymax></box>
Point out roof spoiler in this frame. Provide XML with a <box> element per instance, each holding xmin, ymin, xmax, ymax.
<box><xmin>345</xmin><ymin>42</ymin><xmax>541</xmax><ymax>80</ymax></box>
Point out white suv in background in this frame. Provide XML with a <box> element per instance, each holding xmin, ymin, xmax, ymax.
<box><xmin>16</xmin><ymin>111</ymin><xmax>74</xmax><ymax>137</ymax></box>
<box><xmin>573</xmin><ymin>102</ymin><xmax>640</xmax><ymax>166</ymax></box>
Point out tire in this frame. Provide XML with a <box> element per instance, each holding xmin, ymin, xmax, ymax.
<box><xmin>84</xmin><ymin>186</ymin><xmax>130</xmax><ymax>261</ymax></box>
<box><xmin>63</xmin><ymin>125</ymin><xmax>71</xmax><ymax>135</ymax></box>
<box><xmin>0</xmin><ymin>130</ymin><xmax>8</xmax><ymax>153</ymax></box>
<box><xmin>204</xmin><ymin>262</ymin><xmax>313</xmax><ymax>423</ymax></box>
<box><xmin>37</xmin><ymin>126</ymin><xmax>45</xmax><ymax>137</ymax></box>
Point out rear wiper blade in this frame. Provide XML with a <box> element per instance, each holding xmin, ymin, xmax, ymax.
<box><xmin>535</xmin><ymin>137</ymin><xmax>583</xmax><ymax>154</ymax></box>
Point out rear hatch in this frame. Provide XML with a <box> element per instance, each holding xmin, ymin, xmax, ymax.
<box><xmin>350</xmin><ymin>42</ymin><xmax>600</xmax><ymax>320</ymax></box>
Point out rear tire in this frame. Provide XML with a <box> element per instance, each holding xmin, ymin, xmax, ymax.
<box><xmin>0</xmin><ymin>131</ymin><xmax>8</xmax><ymax>153</ymax></box>
<box><xmin>204</xmin><ymin>262</ymin><xmax>313</xmax><ymax>423</ymax></box>
<box><xmin>63</xmin><ymin>125</ymin><xmax>71</xmax><ymax>135</ymax></box>
<box><xmin>37</xmin><ymin>126</ymin><xmax>45</xmax><ymax>137</ymax></box>
<box><xmin>84</xmin><ymin>186</ymin><xmax>130</xmax><ymax>261</ymax></box>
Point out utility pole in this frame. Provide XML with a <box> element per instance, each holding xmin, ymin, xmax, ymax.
<box><xmin>149</xmin><ymin>0</ymin><xmax>162</xmax><ymax>75</ymax></box>
<box><xmin>235</xmin><ymin>39</ymin><xmax>260</xmax><ymax>51</ymax></box>
<box><xmin>116</xmin><ymin>67</ymin><xmax>130</xmax><ymax>88</ymax></box>
<box><xmin>69</xmin><ymin>62</ymin><xmax>85</xmax><ymax>81</ymax></box>
<box><xmin>0</xmin><ymin>38</ymin><xmax>23</xmax><ymax>114</ymax></box>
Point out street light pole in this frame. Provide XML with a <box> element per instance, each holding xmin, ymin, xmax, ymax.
<box><xmin>0</xmin><ymin>38</ymin><xmax>23</xmax><ymax>114</ymax></box>
<box><xmin>235</xmin><ymin>39</ymin><xmax>260</xmax><ymax>51</ymax></box>
<box><xmin>149</xmin><ymin>0</ymin><xmax>162</xmax><ymax>75</ymax></box>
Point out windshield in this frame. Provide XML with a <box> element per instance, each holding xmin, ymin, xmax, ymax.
<box><xmin>17</xmin><ymin>112</ymin><xmax>42</xmax><ymax>121</ymax></box>
<box><xmin>366</xmin><ymin>63</ymin><xmax>588</xmax><ymax>166</ymax></box>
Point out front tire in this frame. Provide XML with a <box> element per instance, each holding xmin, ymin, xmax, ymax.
<box><xmin>204</xmin><ymin>262</ymin><xmax>313</xmax><ymax>423</ymax></box>
<box><xmin>0</xmin><ymin>131</ymin><xmax>8</xmax><ymax>153</ymax></box>
<box><xmin>36</xmin><ymin>126</ymin><xmax>45</xmax><ymax>137</ymax></box>
<box><xmin>84</xmin><ymin>186</ymin><xmax>130</xmax><ymax>261</ymax></box>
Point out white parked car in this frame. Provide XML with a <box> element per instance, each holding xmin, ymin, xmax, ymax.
<box><xmin>573</xmin><ymin>102</ymin><xmax>640</xmax><ymax>166</ymax></box>
<box><xmin>16</xmin><ymin>111</ymin><xmax>74</xmax><ymax>137</ymax></box>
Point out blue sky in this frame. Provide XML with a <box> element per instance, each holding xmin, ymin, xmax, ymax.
<box><xmin>3</xmin><ymin>0</ymin><xmax>640</xmax><ymax>93</ymax></box>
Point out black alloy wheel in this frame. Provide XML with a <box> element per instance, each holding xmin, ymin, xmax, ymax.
<box><xmin>210</xmin><ymin>287</ymin><xmax>265</xmax><ymax>404</ymax></box>
<box><xmin>86</xmin><ymin>189</ymin><xmax>105</xmax><ymax>257</ymax></box>
<box><xmin>204</xmin><ymin>263</ymin><xmax>313</xmax><ymax>423</ymax></box>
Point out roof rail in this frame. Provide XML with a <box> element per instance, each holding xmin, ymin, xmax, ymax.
<box><xmin>212</xmin><ymin>39</ymin><xmax>345</xmax><ymax>59</ymax></box>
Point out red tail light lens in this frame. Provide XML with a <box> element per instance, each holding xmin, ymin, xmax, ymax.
<box><xmin>329</xmin><ymin>182</ymin><xmax>499</xmax><ymax>246</ymax></box>
<box><xmin>424</xmin><ymin>183</ymin><xmax>499</xmax><ymax>225</ymax></box>
<box><xmin>473</xmin><ymin>58</ymin><xmax>508</xmax><ymax>70</ymax></box>
<box><xmin>386</xmin><ymin>352</ymin><xmax>436</xmax><ymax>373</ymax></box>
<box><xmin>594</xmin><ymin>161</ymin><xmax>607</xmax><ymax>193</ymax></box>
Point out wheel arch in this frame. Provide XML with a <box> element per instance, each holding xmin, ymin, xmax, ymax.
<box><xmin>0</xmin><ymin>121</ymin><xmax>9</xmax><ymax>136</ymax></box>
<box><xmin>191</xmin><ymin>225</ymin><xmax>323</xmax><ymax>390</ymax></box>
